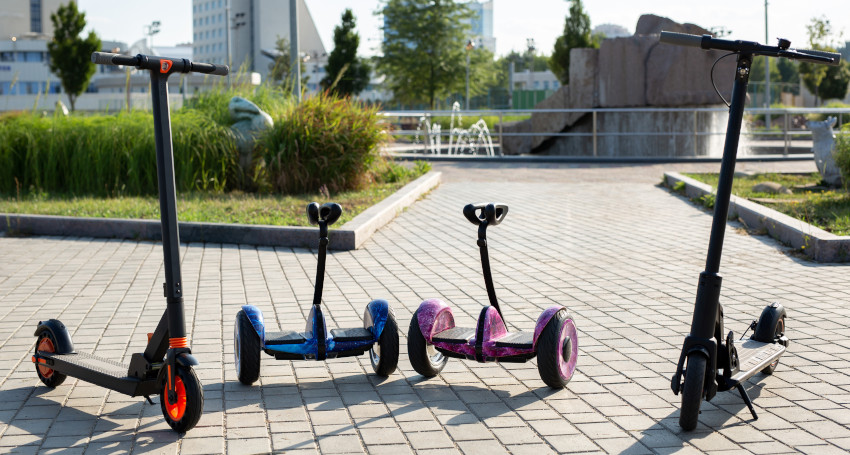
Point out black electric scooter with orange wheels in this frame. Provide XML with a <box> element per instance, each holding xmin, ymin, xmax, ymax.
<box><xmin>660</xmin><ymin>31</ymin><xmax>840</xmax><ymax>431</ymax></box>
<box><xmin>31</xmin><ymin>52</ymin><xmax>228</xmax><ymax>433</ymax></box>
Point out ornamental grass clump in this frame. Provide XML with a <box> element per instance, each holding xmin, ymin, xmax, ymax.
<box><xmin>256</xmin><ymin>94</ymin><xmax>386</xmax><ymax>194</ymax></box>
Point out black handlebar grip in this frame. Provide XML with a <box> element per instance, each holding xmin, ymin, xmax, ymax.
<box><xmin>191</xmin><ymin>61</ymin><xmax>229</xmax><ymax>76</ymax></box>
<box><xmin>659</xmin><ymin>31</ymin><xmax>706</xmax><ymax>49</ymax></box>
<box><xmin>792</xmin><ymin>48</ymin><xmax>842</xmax><ymax>66</ymax></box>
<box><xmin>91</xmin><ymin>52</ymin><xmax>138</xmax><ymax>67</ymax></box>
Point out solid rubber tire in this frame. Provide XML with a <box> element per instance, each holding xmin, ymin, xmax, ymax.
<box><xmin>35</xmin><ymin>332</ymin><xmax>67</xmax><ymax>387</ymax></box>
<box><xmin>160</xmin><ymin>365</ymin><xmax>204</xmax><ymax>433</ymax></box>
<box><xmin>679</xmin><ymin>353</ymin><xmax>707</xmax><ymax>431</ymax></box>
<box><xmin>761</xmin><ymin>316</ymin><xmax>785</xmax><ymax>375</ymax></box>
<box><xmin>407</xmin><ymin>309</ymin><xmax>448</xmax><ymax>377</ymax></box>
<box><xmin>235</xmin><ymin>310</ymin><xmax>261</xmax><ymax>385</ymax></box>
<box><xmin>536</xmin><ymin>309</ymin><xmax>574</xmax><ymax>388</ymax></box>
<box><xmin>371</xmin><ymin>308</ymin><xmax>400</xmax><ymax>376</ymax></box>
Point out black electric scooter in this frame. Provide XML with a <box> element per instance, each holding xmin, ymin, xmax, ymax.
<box><xmin>31</xmin><ymin>52</ymin><xmax>227</xmax><ymax>433</ymax></box>
<box><xmin>660</xmin><ymin>32</ymin><xmax>840</xmax><ymax>431</ymax></box>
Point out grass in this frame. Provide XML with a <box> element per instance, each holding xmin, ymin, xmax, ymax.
<box><xmin>684</xmin><ymin>172</ymin><xmax>850</xmax><ymax>236</ymax></box>
<box><xmin>0</xmin><ymin>181</ymin><xmax>415</xmax><ymax>227</ymax></box>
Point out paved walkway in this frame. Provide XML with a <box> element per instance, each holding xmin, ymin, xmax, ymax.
<box><xmin>1</xmin><ymin>161</ymin><xmax>848</xmax><ymax>454</ymax></box>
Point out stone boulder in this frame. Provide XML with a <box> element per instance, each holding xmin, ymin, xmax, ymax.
<box><xmin>645</xmin><ymin>43</ymin><xmax>734</xmax><ymax>106</ymax></box>
<box><xmin>501</xmin><ymin>119</ymin><xmax>533</xmax><ymax>155</ymax></box>
<box><xmin>597</xmin><ymin>36</ymin><xmax>656</xmax><ymax>107</ymax></box>
<box><xmin>808</xmin><ymin>117</ymin><xmax>843</xmax><ymax>186</ymax></box>
<box><xmin>752</xmin><ymin>182</ymin><xmax>793</xmax><ymax>195</ymax></box>
<box><xmin>229</xmin><ymin>96</ymin><xmax>274</xmax><ymax>170</ymax></box>
<box><xmin>634</xmin><ymin>14</ymin><xmax>710</xmax><ymax>36</ymax></box>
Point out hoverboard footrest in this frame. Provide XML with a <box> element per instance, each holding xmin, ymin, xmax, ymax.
<box><xmin>265</xmin><ymin>331</ymin><xmax>307</xmax><ymax>345</ymax></box>
<box><xmin>331</xmin><ymin>328</ymin><xmax>373</xmax><ymax>342</ymax></box>
<box><xmin>432</xmin><ymin>327</ymin><xmax>475</xmax><ymax>344</ymax></box>
<box><xmin>493</xmin><ymin>331</ymin><xmax>534</xmax><ymax>349</ymax></box>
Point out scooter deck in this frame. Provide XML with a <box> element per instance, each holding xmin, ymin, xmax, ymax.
<box><xmin>729</xmin><ymin>339</ymin><xmax>785</xmax><ymax>385</ymax></box>
<box><xmin>264</xmin><ymin>327</ymin><xmax>374</xmax><ymax>346</ymax></box>
<box><xmin>432</xmin><ymin>327</ymin><xmax>535</xmax><ymax>349</ymax></box>
<box><xmin>36</xmin><ymin>351</ymin><xmax>158</xmax><ymax>396</ymax></box>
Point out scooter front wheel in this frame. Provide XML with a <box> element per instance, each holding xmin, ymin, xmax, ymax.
<box><xmin>34</xmin><ymin>332</ymin><xmax>67</xmax><ymax>387</ymax></box>
<box><xmin>161</xmin><ymin>365</ymin><xmax>204</xmax><ymax>433</ymax></box>
<box><xmin>536</xmin><ymin>309</ymin><xmax>578</xmax><ymax>388</ymax></box>
<box><xmin>407</xmin><ymin>309</ymin><xmax>448</xmax><ymax>377</ymax></box>
<box><xmin>679</xmin><ymin>353</ymin><xmax>706</xmax><ymax>431</ymax></box>
<box><xmin>370</xmin><ymin>308</ymin><xmax>399</xmax><ymax>377</ymax></box>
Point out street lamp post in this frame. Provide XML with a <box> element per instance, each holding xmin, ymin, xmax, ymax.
<box><xmin>143</xmin><ymin>20</ymin><xmax>161</xmax><ymax>53</ymax></box>
<box><xmin>526</xmin><ymin>38</ymin><xmax>536</xmax><ymax>104</ymax></box>
<box><xmin>465</xmin><ymin>40</ymin><xmax>475</xmax><ymax>110</ymax></box>
<box><xmin>764</xmin><ymin>0</ymin><xmax>771</xmax><ymax>129</ymax></box>
<box><xmin>290</xmin><ymin>0</ymin><xmax>301</xmax><ymax>102</ymax></box>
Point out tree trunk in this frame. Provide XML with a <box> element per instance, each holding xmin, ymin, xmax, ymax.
<box><xmin>68</xmin><ymin>94</ymin><xmax>76</xmax><ymax>112</ymax></box>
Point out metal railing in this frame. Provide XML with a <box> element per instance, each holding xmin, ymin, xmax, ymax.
<box><xmin>381</xmin><ymin>107</ymin><xmax>850</xmax><ymax>158</ymax></box>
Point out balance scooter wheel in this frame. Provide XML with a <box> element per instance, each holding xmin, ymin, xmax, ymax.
<box><xmin>536</xmin><ymin>309</ymin><xmax>578</xmax><ymax>388</ymax></box>
<box><xmin>234</xmin><ymin>310</ymin><xmax>261</xmax><ymax>385</ymax></box>
<box><xmin>34</xmin><ymin>332</ymin><xmax>67</xmax><ymax>387</ymax></box>
<box><xmin>753</xmin><ymin>303</ymin><xmax>786</xmax><ymax>375</ymax></box>
<box><xmin>407</xmin><ymin>309</ymin><xmax>448</xmax><ymax>377</ymax></box>
<box><xmin>160</xmin><ymin>365</ymin><xmax>203</xmax><ymax>433</ymax></box>
<box><xmin>370</xmin><ymin>308</ymin><xmax>399</xmax><ymax>377</ymax></box>
<box><xmin>679</xmin><ymin>353</ymin><xmax>707</xmax><ymax>431</ymax></box>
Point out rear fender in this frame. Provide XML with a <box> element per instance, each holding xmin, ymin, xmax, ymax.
<box><xmin>416</xmin><ymin>299</ymin><xmax>455</xmax><ymax>342</ymax></box>
<box><xmin>532</xmin><ymin>306</ymin><xmax>567</xmax><ymax>347</ymax></box>
<box><xmin>241</xmin><ymin>305</ymin><xmax>266</xmax><ymax>345</ymax></box>
<box><xmin>364</xmin><ymin>299</ymin><xmax>389</xmax><ymax>339</ymax></box>
<box><xmin>34</xmin><ymin>319</ymin><xmax>74</xmax><ymax>354</ymax></box>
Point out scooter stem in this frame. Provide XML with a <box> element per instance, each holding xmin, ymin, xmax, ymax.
<box><xmin>312</xmin><ymin>221</ymin><xmax>329</xmax><ymax>307</ymax></box>
<box><xmin>477</xmin><ymin>221</ymin><xmax>502</xmax><ymax>318</ymax></box>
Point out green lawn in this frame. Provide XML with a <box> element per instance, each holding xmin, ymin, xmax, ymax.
<box><xmin>684</xmin><ymin>172</ymin><xmax>850</xmax><ymax>236</ymax></box>
<box><xmin>0</xmin><ymin>181</ymin><xmax>413</xmax><ymax>227</ymax></box>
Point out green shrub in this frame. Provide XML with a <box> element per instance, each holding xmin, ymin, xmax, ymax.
<box><xmin>184</xmin><ymin>77</ymin><xmax>292</xmax><ymax>126</ymax></box>
<box><xmin>836</xmin><ymin>126</ymin><xmax>850</xmax><ymax>188</ymax></box>
<box><xmin>255</xmin><ymin>94</ymin><xmax>386</xmax><ymax>193</ymax></box>
<box><xmin>0</xmin><ymin>110</ymin><xmax>237</xmax><ymax>196</ymax></box>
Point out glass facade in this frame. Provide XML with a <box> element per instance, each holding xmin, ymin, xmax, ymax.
<box><xmin>30</xmin><ymin>0</ymin><xmax>42</xmax><ymax>33</ymax></box>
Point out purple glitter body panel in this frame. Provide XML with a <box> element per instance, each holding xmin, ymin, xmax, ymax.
<box><xmin>417</xmin><ymin>301</ymin><xmax>568</xmax><ymax>360</ymax></box>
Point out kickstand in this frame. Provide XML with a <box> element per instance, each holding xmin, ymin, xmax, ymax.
<box><xmin>736</xmin><ymin>384</ymin><xmax>758</xmax><ymax>420</ymax></box>
<box><xmin>145</xmin><ymin>395</ymin><xmax>154</xmax><ymax>405</ymax></box>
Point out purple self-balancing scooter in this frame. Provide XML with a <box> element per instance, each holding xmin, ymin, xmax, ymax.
<box><xmin>407</xmin><ymin>203</ymin><xmax>578</xmax><ymax>388</ymax></box>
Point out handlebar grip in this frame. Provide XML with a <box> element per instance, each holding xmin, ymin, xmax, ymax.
<box><xmin>91</xmin><ymin>52</ymin><xmax>138</xmax><ymax>67</ymax></box>
<box><xmin>191</xmin><ymin>61</ymin><xmax>229</xmax><ymax>76</ymax></box>
<box><xmin>792</xmin><ymin>48</ymin><xmax>842</xmax><ymax>66</ymax></box>
<box><xmin>659</xmin><ymin>31</ymin><xmax>706</xmax><ymax>48</ymax></box>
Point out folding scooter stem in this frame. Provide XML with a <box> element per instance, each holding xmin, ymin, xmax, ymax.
<box><xmin>312</xmin><ymin>221</ymin><xmax>329</xmax><ymax>359</ymax></box>
<box><xmin>476</xmin><ymin>220</ymin><xmax>502</xmax><ymax>318</ymax></box>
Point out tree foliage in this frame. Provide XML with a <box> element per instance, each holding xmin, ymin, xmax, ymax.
<box><xmin>376</xmin><ymin>0</ymin><xmax>476</xmax><ymax>109</ymax></box>
<box><xmin>47</xmin><ymin>2</ymin><xmax>101</xmax><ymax>112</ymax></box>
<box><xmin>267</xmin><ymin>36</ymin><xmax>307</xmax><ymax>91</ymax></box>
<box><xmin>549</xmin><ymin>0</ymin><xmax>598</xmax><ymax>85</ymax></box>
<box><xmin>799</xmin><ymin>17</ymin><xmax>850</xmax><ymax>105</ymax></box>
<box><xmin>321</xmin><ymin>9</ymin><xmax>371</xmax><ymax>97</ymax></box>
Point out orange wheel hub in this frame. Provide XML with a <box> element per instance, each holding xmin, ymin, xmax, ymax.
<box><xmin>37</xmin><ymin>337</ymin><xmax>55</xmax><ymax>378</ymax></box>
<box><xmin>164</xmin><ymin>376</ymin><xmax>187</xmax><ymax>421</ymax></box>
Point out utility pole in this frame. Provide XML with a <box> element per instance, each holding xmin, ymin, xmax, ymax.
<box><xmin>465</xmin><ymin>40</ymin><xmax>475</xmax><ymax>110</ymax></box>
<box><xmin>226</xmin><ymin>0</ymin><xmax>231</xmax><ymax>84</ymax></box>
<box><xmin>765</xmin><ymin>0</ymin><xmax>771</xmax><ymax>129</ymax></box>
<box><xmin>290</xmin><ymin>0</ymin><xmax>301</xmax><ymax>102</ymax></box>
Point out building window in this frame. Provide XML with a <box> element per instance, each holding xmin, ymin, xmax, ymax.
<box><xmin>30</xmin><ymin>0</ymin><xmax>42</xmax><ymax>33</ymax></box>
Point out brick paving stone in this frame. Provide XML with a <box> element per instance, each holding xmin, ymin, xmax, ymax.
<box><xmin>1</xmin><ymin>161</ymin><xmax>848</xmax><ymax>454</ymax></box>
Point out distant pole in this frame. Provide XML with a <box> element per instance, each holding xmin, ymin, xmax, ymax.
<box><xmin>765</xmin><ymin>0</ymin><xmax>771</xmax><ymax>128</ymax></box>
<box><xmin>226</xmin><ymin>0</ymin><xmax>232</xmax><ymax>85</ymax></box>
<box><xmin>290</xmin><ymin>0</ymin><xmax>301</xmax><ymax>102</ymax></box>
<box><xmin>508</xmin><ymin>61</ymin><xmax>514</xmax><ymax>109</ymax></box>
<box><xmin>465</xmin><ymin>40</ymin><xmax>475</xmax><ymax>110</ymax></box>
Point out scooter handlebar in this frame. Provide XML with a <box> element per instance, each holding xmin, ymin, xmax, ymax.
<box><xmin>190</xmin><ymin>61</ymin><xmax>229</xmax><ymax>76</ymax></box>
<box><xmin>463</xmin><ymin>203</ymin><xmax>508</xmax><ymax>226</ymax></box>
<box><xmin>91</xmin><ymin>52</ymin><xmax>139</xmax><ymax>67</ymax></box>
<box><xmin>659</xmin><ymin>31</ymin><xmax>705</xmax><ymax>49</ymax></box>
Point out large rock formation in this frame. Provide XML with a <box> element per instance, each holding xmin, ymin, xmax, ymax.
<box><xmin>502</xmin><ymin>14</ymin><xmax>736</xmax><ymax>155</ymax></box>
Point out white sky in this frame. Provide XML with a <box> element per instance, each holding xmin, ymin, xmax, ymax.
<box><xmin>77</xmin><ymin>0</ymin><xmax>850</xmax><ymax>57</ymax></box>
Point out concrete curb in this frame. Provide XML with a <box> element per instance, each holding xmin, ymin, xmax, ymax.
<box><xmin>664</xmin><ymin>171</ymin><xmax>850</xmax><ymax>263</ymax></box>
<box><xmin>0</xmin><ymin>171</ymin><xmax>442</xmax><ymax>251</ymax></box>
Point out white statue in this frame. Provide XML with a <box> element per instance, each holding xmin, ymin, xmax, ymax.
<box><xmin>807</xmin><ymin>116</ymin><xmax>842</xmax><ymax>186</ymax></box>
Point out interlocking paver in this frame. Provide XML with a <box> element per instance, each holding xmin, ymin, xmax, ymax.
<box><xmin>0</xmin><ymin>160</ymin><xmax>848</xmax><ymax>454</ymax></box>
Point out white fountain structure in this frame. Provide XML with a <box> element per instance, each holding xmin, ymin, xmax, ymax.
<box><xmin>415</xmin><ymin>102</ymin><xmax>496</xmax><ymax>156</ymax></box>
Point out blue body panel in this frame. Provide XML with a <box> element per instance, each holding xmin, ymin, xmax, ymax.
<box><xmin>241</xmin><ymin>300</ymin><xmax>391</xmax><ymax>357</ymax></box>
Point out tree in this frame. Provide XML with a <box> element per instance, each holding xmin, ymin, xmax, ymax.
<box><xmin>267</xmin><ymin>36</ymin><xmax>307</xmax><ymax>91</ymax></box>
<box><xmin>799</xmin><ymin>17</ymin><xmax>850</xmax><ymax>105</ymax></box>
<box><xmin>321</xmin><ymin>9</ymin><xmax>371</xmax><ymax>97</ymax></box>
<box><xmin>549</xmin><ymin>0</ymin><xmax>598</xmax><ymax>85</ymax></box>
<box><xmin>376</xmin><ymin>0</ymin><xmax>475</xmax><ymax>109</ymax></box>
<box><xmin>47</xmin><ymin>2</ymin><xmax>101</xmax><ymax>111</ymax></box>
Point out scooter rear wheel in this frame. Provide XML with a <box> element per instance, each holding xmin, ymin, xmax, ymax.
<box><xmin>235</xmin><ymin>310</ymin><xmax>261</xmax><ymax>385</ymax></box>
<box><xmin>679</xmin><ymin>353</ymin><xmax>706</xmax><ymax>431</ymax></box>
<box><xmin>408</xmin><ymin>309</ymin><xmax>448</xmax><ymax>377</ymax></box>
<box><xmin>760</xmin><ymin>316</ymin><xmax>785</xmax><ymax>375</ymax></box>
<box><xmin>370</xmin><ymin>308</ymin><xmax>399</xmax><ymax>377</ymax></box>
<box><xmin>161</xmin><ymin>365</ymin><xmax>203</xmax><ymax>433</ymax></box>
<box><xmin>35</xmin><ymin>332</ymin><xmax>67</xmax><ymax>387</ymax></box>
<box><xmin>536</xmin><ymin>309</ymin><xmax>578</xmax><ymax>388</ymax></box>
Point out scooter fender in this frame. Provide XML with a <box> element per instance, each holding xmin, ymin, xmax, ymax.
<box><xmin>176</xmin><ymin>352</ymin><xmax>199</xmax><ymax>367</ymax></box>
<box><xmin>416</xmin><ymin>299</ymin><xmax>455</xmax><ymax>342</ymax></box>
<box><xmin>241</xmin><ymin>305</ymin><xmax>266</xmax><ymax>345</ymax></box>
<box><xmin>363</xmin><ymin>299</ymin><xmax>390</xmax><ymax>339</ymax></box>
<box><xmin>34</xmin><ymin>319</ymin><xmax>75</xmax><ymax>354</ymax></box>
<box><xmin>532</xmin><ymin>306</ymin><xmax>566</xmax><ymax>347</ymax></box>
